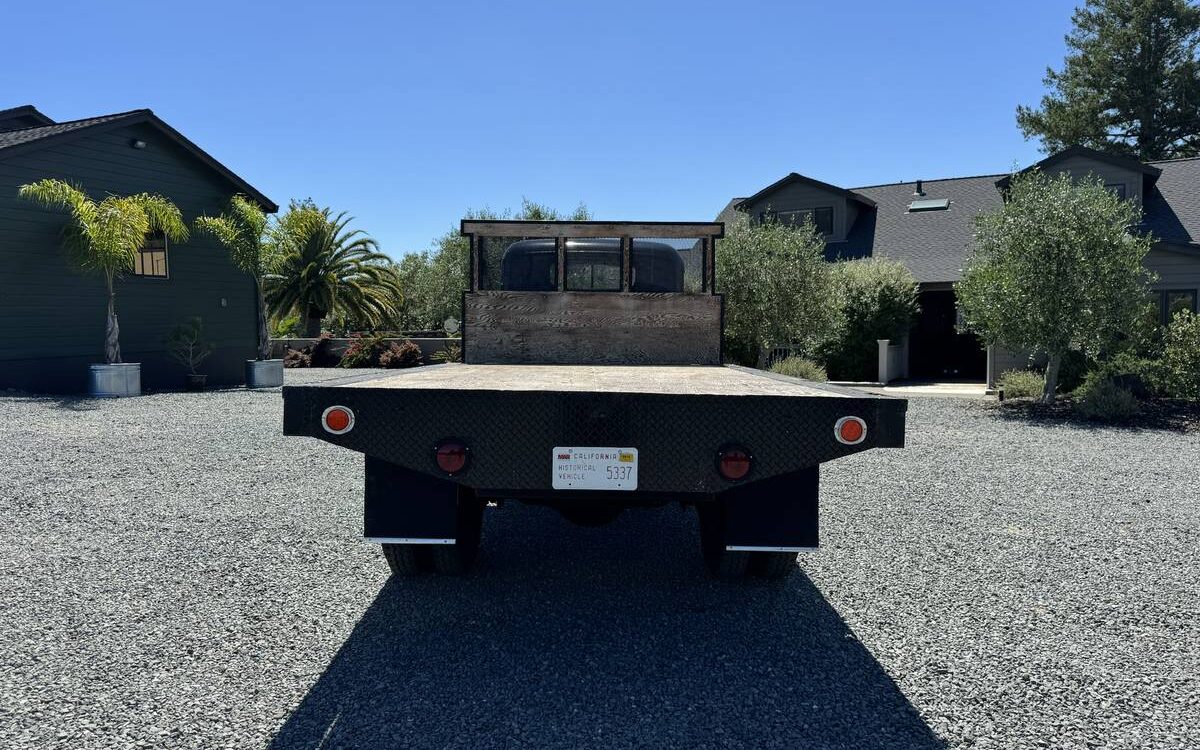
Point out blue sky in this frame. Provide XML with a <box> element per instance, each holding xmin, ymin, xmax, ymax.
<box><xmin>3</xmin><ymin>0</ymin><xmax>1078</xmax><ymax>257</ymax></box>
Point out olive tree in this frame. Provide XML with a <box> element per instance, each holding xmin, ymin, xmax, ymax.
<box><xmin>821</xmin><ymin>258</ymin><xmax>920</xmax><ymax>381</ymax></box>
<box><xmin>716</xmin><ymin>215</ymin><xmax>839</xmax><ymax>368</ymax></box>
<box><xmin>956</xmin><ymin>170</ymin><xmax>1154</xmax><ymax>402</ymax></box>
<box><xmin>395</xmin><ymin>199</ymin><xmax>591</xmax><ymax>331</ymax></box>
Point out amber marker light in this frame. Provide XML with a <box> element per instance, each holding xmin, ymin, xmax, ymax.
<box><xmin>834</xmin><ymin>416</ymin><xmax>866</xmax><ymax>445</ymax></box>
<box><xmin>321</xmin><ymin>405</ymin><xmax>355</xmax><ymax>435</ymax></box>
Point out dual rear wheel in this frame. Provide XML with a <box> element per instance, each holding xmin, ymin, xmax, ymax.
<box><xmin>381</xmin><ymin>497</ymin><xmax>485</xmax><ymax>576</ymax></box>
<box><xmin>696</xmin><ymin>503</ymin><xmax>797</xmax><ymax>581</ymax></box>
<box><xmin>381</xmin><ymin>499</ymin><xmax>798</xmax><ymax>580</ymax></box>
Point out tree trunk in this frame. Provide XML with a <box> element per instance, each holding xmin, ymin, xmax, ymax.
<box><xmin>104</xmin><ymin>272</ymin><xmax>121</xmax><ymax>365</ymax></box>
<box><xmin>254</xmin><ymin>278</ymin><xmax>270</xmax><ymax>360</ymax></box>
<box><xmin>756</xmin><ymin>344</ymin><xmax>771</xmax><ymax>370</ymax></box>
<box><xmin>302</xmin><ymin>306</ymin><xmax>323</xmax><ymax>338</ymax></box>
<box><xmin>1041</xmin><ymin>352</ymin><xmax>1063</xmax><ymax>404</ymax></box>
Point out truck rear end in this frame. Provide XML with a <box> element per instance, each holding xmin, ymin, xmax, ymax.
<box><xmin>282</xmin><ymin>220</ymin><xmax>907</xmax><ymax>580</ymax></box>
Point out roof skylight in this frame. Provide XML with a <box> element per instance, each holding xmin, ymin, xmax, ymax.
<box><xmin>908</xmin><ymin>198</ymin><xmax>950</xmax><ymax>212</ymax></box>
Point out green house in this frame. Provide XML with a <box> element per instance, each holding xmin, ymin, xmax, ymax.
<box><xmin>0</xmin><ymin>105</ymin><xmax>278</xmax><ymax>393</ymax></box>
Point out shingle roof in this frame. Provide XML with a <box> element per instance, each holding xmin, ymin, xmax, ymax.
<box><xmin>734</xmin><ymin>172</ymin><xmax>876</xmax><ymax>210</ymax></box>
<box><xmin>0</xmin><ymin>110</ymin><xmax>144</xmax><ymax>150</ymax></box>
<box><xmin>844</xmin><ymin>174</ymin><xmax>1005</xmax><ymax>284</ymax></box>
<box><xmin>0</xmin><ymin>105</ymin><xmax>55</xmax><ymax>130</ymax></box>
<box><xmin>1143</xmin><ymin>157</ymin><xmax>1200</xmax><ymax>246</ymax></box>
<box><xmin>0</xmin><ymin>107</ymin><xmax>277</xmax><ymax>213</ymax></box>
<box><xmin>719</xmin><ymin>157</ymin><xmax>1200</xmax><ymax>285</ymax></box>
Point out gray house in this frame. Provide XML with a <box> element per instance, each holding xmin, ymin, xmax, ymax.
<box><xmin>719</xmin><ymin>146</ymin><xmax>1200</xmax><ymax>381</ymax></box>
<box><xmin>0</xmin><ymin>105</ymin><xmax>277</xmax><ymax>393</ymax></box>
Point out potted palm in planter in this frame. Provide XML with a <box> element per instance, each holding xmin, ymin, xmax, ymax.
<box><xmin>18</xmin><ymin>179</ymin><xmax>188</xmax><ymax>397</ymax></box>
<box><xmin>195</xmin><ymin>196</ymin><xmax>284</xmax><ymax>388</ymax></box>
<box><xmin>165</xmin><ymin>317</ymin><xmax>213</xmax><ymax>390</ymax></box>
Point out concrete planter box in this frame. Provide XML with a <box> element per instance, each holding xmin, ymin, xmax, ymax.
<box><xmin>88</xmin><ymin>363</ymin><xmax>141</xmax><ymax>398</ymax></box>
<box><xmin>246</xmin><ymin>359</ymin><xmax>284</xmax><ymax>388</ymax></box>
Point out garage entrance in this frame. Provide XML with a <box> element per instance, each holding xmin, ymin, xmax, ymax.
<box><xmin>908</xmin><ymin>289</ymin><xmax>986</xmax><ymax>380</ymax></box>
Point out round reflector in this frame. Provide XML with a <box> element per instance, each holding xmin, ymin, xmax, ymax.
<box><xmin>834</xmin><ymin>416</ymin><xmax>866</xmax><ymax>445</ymax></box>
<box><xmin>717</xmin><ymin>446</ymin><xmax>753</xmax><ymax>481</ymax></box>
<box><xmin>321</xmin><ymin>405</ymin><xmax>354</xmax><ymax>435</ymax></box>
<box><xmin>435</xmin><ymin>441</ymin><xmax>469</xmax><ymax>475</ymax></box>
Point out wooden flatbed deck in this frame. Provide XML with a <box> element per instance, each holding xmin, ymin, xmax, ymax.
<box><xmin>335</xmin><ymin>364</ymin><xmax>859</xmax><ymax>398</ymax></box>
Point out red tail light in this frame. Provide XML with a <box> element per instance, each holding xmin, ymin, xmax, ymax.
<box><xmin>835</xmin><ymin>416</ymin><xmax>866</xmax><ymax>445</ymax></box>
<box><xmin>435</xmin><ymin>440</ymin><xmax>469</xmax><ymax>475</ymax></box>
<box><xmin>321</xmin><ymin>405</ymin><xmax>354</xmax><ymax>435</ymax></box>
<box><xmin>717</xmin><ymin>446</ymin><xmax>753</xmax><ymax>481</ymax></box>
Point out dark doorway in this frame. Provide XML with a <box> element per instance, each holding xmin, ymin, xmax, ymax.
<box><xmin>909</xmin><ymin>289</ymin><xmax>986</xmax><ymax>380</ymax></box>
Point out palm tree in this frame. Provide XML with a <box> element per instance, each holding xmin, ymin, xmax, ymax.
<box><xmin>264</xmin><ymin>204</ymin><xmax>401</xmax><ymax>336</ymax></box>
<box><xmin>18</xmin><ymin>179</ymin><xmax>188</xmax><ymax>364</ymax></box>
<box><xmin>194</xmin><ymin>196</ymin><xmax>275</xmax><ymax>359</ymax></box>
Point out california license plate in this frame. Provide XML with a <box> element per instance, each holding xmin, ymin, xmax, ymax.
<box><xmin>552</xmin><ymin>447</ymin><xmax>638</xmax><ymax>491</ymax></box>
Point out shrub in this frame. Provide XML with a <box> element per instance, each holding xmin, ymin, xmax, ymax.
<box><xmin>378</xmin><ymin>340</ymin><xmax>422</xmax><ymax>368</ymax></box>
<box><xmin>164</xmin><ymin>317</ymin><xmax>213</xmax><ymax>375</ymax></box>
<box><xmin>282</xmin><ymin>348</ymin><xmax>311</xmax><ymax>368</ymax></box>
<box><xmin>283</xmin><ymin>331</ymin><xmax>335</xmax><ymax>368</ymax></box>
<box><xmin>820</xmin><ymin>258</ymin><xmax>920</xmax><ymax>381</ymax></box>
<box><xmin>430</xmin><ymin>341</ymin><xmax>462</xmax><ymax>364</ymax></box>
<box><xmin>769</xmin><ymin>356</ymin><xmax>828</xmax><ymax>382</ymax></box>
<box><xmin>339</xmin><ymin>332</ymin><xmax>390</xmax><ymax>368</ymax></box>
<box><xmin>1157</xmin><ymin>310</ymin><xmax>1200</xmax><ymax>399</ymax></box>
<box><xmin>1080</xmin><ymin>352</ymin><xmax>1159</xmax><ymax>399</ymax></box>
<box><xmin>309</xmin><ymin>332</ymin><xmax>340</xmax><ymax>367</ymax></box>
<box><xmin>1000</xmin><ymin>369</ymin><xmax>1045</xmax><ymax>399</ymax></box>
<box><xmin>1075</xmin><ymin>378</ymin><xmax>1140</xmax><ymax>421</ymax></box>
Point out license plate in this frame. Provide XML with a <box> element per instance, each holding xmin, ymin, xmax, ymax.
<box><xmin>552</xmin><ymin>447</ymin><xmax>638</xmax><ymax>491</ymax></box>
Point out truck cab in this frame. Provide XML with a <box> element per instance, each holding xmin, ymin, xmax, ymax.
<box><xmin>283</xmin><ymin>220</ymin><xmax>906</xmax><ymax>580</ymax></box>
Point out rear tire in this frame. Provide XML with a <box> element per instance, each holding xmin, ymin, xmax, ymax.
<box><xmin>697</xmin><ymin>503</ymin><xmax>750</xmax><ymax>580</ymax></box>
<box><xmin>429</xmin><ymin>495</ymin><xmax>485</xmax><ymax>575</ymax></box>
<box><xmin>381</xmin><ymin>543</ymin><xmax>431</xmax><ymax>576</ymax></box>
<box><xmin>749</xmin><ymin>551</ymin><xmax>798</xmax><ymax>580</ymax></box>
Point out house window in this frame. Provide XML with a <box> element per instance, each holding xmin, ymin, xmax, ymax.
<box><xmin>1105</xmin><ymin>183</ymin><xmax>1127</xmax><ymax>200</ymax></box>
<box><xmin>133</xmin><ymin>232</ymin><xmax>169</xmax><ymax>278</ymax></box>
<box><xmin>1161</xmin><ymin>289</ymin><xmax>1197</xmax><ymax>323</ymax></box>
<box><xmin>760</xmin><ymin>207</ymin><xmax>835</xmax><ymax>236</ymax></box>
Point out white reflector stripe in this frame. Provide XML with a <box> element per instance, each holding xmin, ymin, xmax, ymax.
<box><xmin>726</xmin><ymin>546</ymin><xmax>817</xmax><ymax>552</ymax></box>
<box><xmin>366</xmin><ymin>537</ymin><xmax>455</xmax><ymax>545</ymax></box>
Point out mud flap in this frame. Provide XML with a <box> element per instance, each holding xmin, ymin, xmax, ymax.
<box><xmin>716</xmin><ymin>466</ymin><xmax>819</xmax><ymax>551</ymax></box>
<box><xmin>364</xmin><ymin>456</ymin><xmax>462</xmax><ymax>543</ymax></box>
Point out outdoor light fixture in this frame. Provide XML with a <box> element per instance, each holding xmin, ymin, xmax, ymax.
<box><xmin>131</xmin><ymin>139</ymin><xmax>147</xmax><ymax>149</ymax></box>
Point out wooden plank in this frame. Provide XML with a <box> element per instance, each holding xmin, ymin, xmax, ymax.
<box><xmin>463</xmin><ymin>291</ymin><xmax>722</xmax><ymax>366</ymax></box>
<box><xmin>343</xmin><ymin>364</ymin><xmax>845</xmax><ymax>398</ymax></box>
<box><xmin>621</xmin><ymin>237</ymin><xmax>631</xmax><ymax>291</ymax></box>
<box><xmin>461</xmin><ymin>221</ymin><xmax>725</xmax><ymax>239</ymax></box>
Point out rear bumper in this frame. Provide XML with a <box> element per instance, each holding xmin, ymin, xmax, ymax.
<box><xmin>284</xmin><ymin>382</ymin><xmax>906</xmax><ymax>495</ymax></box>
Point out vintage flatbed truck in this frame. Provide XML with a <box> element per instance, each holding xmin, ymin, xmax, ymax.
<box><xmin>283</xmin><ymin>220</ymin><xmax>907</xmax><ymax>580</ymax></box>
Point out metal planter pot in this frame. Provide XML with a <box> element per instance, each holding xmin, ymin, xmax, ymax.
<box><xmin>88</xmin><ymin>363</ymin><xmax>141</xmax><ymax>398</ymax></box>
<box><xmin>246</xmin><ymin>359</ymin><xmax>284</xmax><ymax>389</ymax></box>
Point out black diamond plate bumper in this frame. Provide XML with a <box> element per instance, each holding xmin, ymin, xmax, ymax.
<box><xmin>282</xmin><ymin>369</ymin><xmax>906</xmax><ymax>495</ymax></box>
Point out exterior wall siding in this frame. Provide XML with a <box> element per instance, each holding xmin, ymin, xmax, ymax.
<box><xmin>1046</xmin><ymin>155</ymin><xmax>1144</xmax><ymax>206</ymax></box>
<box><xmin>739</xmin><ymin>182</ymin><xmax>852</xmax><ymax>242</ymax></box>
<box><xmin>0</xmin><ymin>121</ymin><xmax>257</xmax><ymax>392</ymax></box>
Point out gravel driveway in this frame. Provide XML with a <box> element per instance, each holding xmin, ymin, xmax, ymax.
<box><xmin>1</xmin><ymin>370</ymin><xmax>1197</xmax><ymax>749</ymax></box>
